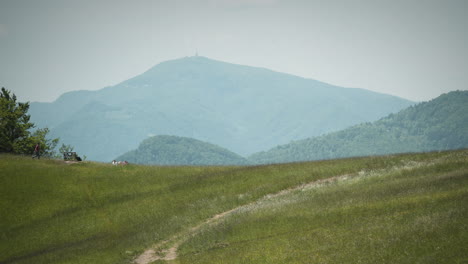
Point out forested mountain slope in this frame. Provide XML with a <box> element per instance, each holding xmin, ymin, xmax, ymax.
<box><xmin>116</xmin><ymin>135</ymin><xmax>248</xmax><ymax>166</ymax></box>
<box><xmin>249</xmin><ymin>91</ymin><xmax>468</xmax><ymax>164</ymax></box>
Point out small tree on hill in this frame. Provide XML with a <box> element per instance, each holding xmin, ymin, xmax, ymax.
<box><xmin>59</xmin><ymin>143</ymin><xmax>74</xmax><ymax>154</ymax></box>
<box><xmin>0</xmin><ymin>87</ymin><xmax>60</xmax><ymax>156</ymax></box>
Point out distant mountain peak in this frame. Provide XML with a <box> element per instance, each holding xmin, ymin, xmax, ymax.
<box><xmin>29</xmin><ymin>57</ymin><xmax>414</xmax><ymax>162</ymax></box>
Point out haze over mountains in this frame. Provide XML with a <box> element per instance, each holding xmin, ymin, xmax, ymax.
<box><xmin>250</xmin><ymin>91</ymin><xmax>468</xmax><ymax>164</ymax></box>
<box><xmin>30</xmin><ymin>56</ymin><xmax>413</xmax><ymax>161</ymax></box>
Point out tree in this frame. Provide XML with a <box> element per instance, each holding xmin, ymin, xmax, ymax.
<box><xmin>0</xmin><ymin>87</ymin><xmax>59</xmax><ymax>156</ymax></box>
<box><xmin>59</xmin><ymin>143</ymin><xmax>74</xmax><ymax>154</ymax></box>
<box><xmin>0</xmin><ymin>87</ymin><xmax>34</xmax><ymax>152</ymax></box>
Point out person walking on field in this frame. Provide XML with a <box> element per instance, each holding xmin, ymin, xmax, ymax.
<box><xmin>32</xmin><ymin>143</ymin><xmax>40</xmax><ymax>159</ymax></box>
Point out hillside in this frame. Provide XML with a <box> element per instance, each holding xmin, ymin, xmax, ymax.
<box><xmin>1</xmin><ymin>150</ymin><xmax>467</xmax><ymax>263</ymax></box>
<box><xmin>249</xmin><ymin>91</ymin><xmax>468</xmax><ymax>164</ymax></box>
<box><xmin>29</xmin><ymin>56</ymin><xmax>413</xmax><ymax>161</ymax></box>
<box><xmin>116</xmin><ymin>135</ymin><xmax>248</xmax><ymax>165</ymax></box>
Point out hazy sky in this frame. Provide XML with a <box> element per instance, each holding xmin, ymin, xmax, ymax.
<box><xmin>1</xmin><ymin>0</ymin><xmax>467</xmax><ymax>103</ymax></box>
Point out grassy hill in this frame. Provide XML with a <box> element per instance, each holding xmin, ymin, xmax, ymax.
<box><xmin>249</xmin><ymin>91</ymin><xmax>468</xmax><ymax>164</ymax></box>
<box><xmin>1</xmin><ymin>149</ymin><xmax>467</xmax><ymax>263</ymax></box>
<box><xmin>29</xmin><ymin>56</ymin><xmax>413</xmax><ymax>161</ymax></box>
<box><xmin>116</xmin><ymin>135</ymin><xmax>248</xmax><ymax>166</ymax></box>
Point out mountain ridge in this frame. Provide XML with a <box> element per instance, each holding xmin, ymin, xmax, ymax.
<box><xmin>116</xmin><ymin>135</ymin><xmax>248</xmax><ymax>166</ymax></box>
<box><xmin>29</xmin><ymin>56</ymin><xmax>414</xmax><ymax>161</ymax></box>
<box><xmin>248</xmin><ymin>90</ymin><xmax>468</xmax><ymax>164</ymax></box>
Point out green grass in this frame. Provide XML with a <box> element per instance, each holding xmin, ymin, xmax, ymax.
<box><xmin>177</xmin><ymin>151</ymin><xmax>468</xmax><ymax>264</ymax></box>
<box><xmin>1</xmin><ymin>150</ymin><xmax>467</xmax><ymax>263</ymax></box>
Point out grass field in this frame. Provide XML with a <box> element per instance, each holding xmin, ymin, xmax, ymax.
<box><xmin>1</xmin><ymin>150</ymin><xmax>467</xmax><ymax>264</ymax></box>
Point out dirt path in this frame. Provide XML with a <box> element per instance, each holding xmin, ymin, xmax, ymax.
<box><xmin>133</xmin><ymin>174</ymin><xmax>351</xmax><ymax>264</ymax></box>
<box><xmin>132</xmin><ymin>158</ymin><xmax>436</xmax><ymax>263</ymax></box>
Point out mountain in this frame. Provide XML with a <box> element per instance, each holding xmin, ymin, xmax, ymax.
<box><xmin>29</xmin><ymin>56</ymin><xmax>413</xmax><ymax>161</ymax></box>
<box><xmin>116</xmin><ymin>135</ymin><xmax>248</xmax><ymax>166</ymax></box>
<box><xmin>249</xmin><ymin>91</ymin><xmax>468</xmax><ymax>164</ymax></box>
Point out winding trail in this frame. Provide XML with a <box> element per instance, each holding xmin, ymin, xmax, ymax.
<box><xmin>133</xmin><ymin>174</ymin><xmax>352</xmax><ymax>264</ymax></box>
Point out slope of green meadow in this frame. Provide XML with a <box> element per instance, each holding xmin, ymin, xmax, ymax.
<box><xmin>1</xmin><ymin>149</ymin><xmax>467</xmax><ymax>263</ymax></box>
<box><xmin>179</xmin><ymin>151</ymin><xmax>468</xmax><ymax>264</ymax></box>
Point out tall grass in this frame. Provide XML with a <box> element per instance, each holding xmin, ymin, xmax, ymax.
<box><xmin>1</xmin><ymin>150</ymin><xmax>466</xmax><ymax>263</ymax></box>
<box><xmin>177</xmin><ymin>150</ymin><xmax>468</xmax><ymax>264</ymax></box>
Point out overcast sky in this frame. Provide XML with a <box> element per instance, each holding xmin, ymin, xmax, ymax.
<box><xmin>1</xmin><ymin>0</ymin><xmax>467</xmax><ymax>103</ymax></box>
